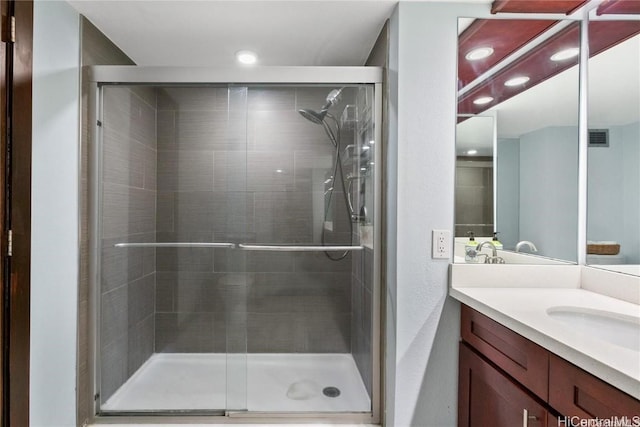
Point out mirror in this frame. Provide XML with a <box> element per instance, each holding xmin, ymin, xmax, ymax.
<box><xmin>587</xmin><ymin>21</ymin><xmax>640</xmax><ymax>276</ymax></box>
<box><xmin>455</xmin><ymin>18</ymin><xmax>581</xmax><ymax>264</ymax></box>
<box><xmin>455</xmin><ymin>115</ymin><xmax>495</xmax><ymax>239</ymax></box>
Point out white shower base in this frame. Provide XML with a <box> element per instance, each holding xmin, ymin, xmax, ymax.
<box><xmin>102</xmin><ymin>353</ymin><xmax>371</xmax><ymax>413</ymax></box>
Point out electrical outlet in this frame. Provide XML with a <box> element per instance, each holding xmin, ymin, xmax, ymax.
<box><xmin>432</xmin><ymin>229</ymin><xmax>451</xmax><ymax>259</ymax></box>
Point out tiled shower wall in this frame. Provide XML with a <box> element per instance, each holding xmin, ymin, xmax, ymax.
<box><xmin>352</xmin><ymin>245</ymin><xmax>374</xmax><ymax>398</ymax></box>
<box><xmin>78</xmin><ymin>17</ymin><xmax>136</xmax><ymax>422</ymax></box>
<box><xmin>153</xmin><ymin>87</ymin><xmax>356</xmax><ymax>354</ymax></box>
<box><xmin>99</xmin><ymin>86</ymin><xmax>157</xmax><ymax>401</ymax></box>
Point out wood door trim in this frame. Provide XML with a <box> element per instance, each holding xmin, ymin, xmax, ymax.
<box><xmin>0</xmin><ymin>1</ymin><xmax>7</xmax><ymax>424</ymax></box>
<box><xmin>1</xmin><ymin>1</ymin><xmax>32</xmax><ymax>426</ymax></box>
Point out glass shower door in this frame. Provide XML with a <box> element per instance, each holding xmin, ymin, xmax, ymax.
<box><xmin>223</xmin><ymin>86</ymin><xmax>249</xmax><ymax>413</ymax></box>
<box><xmin>96</xmin><ymin>83</ymin><xmax>248</xmax><ymax>414</ymax></box>
<box><xmin>237</xmin><ymin>85</ymin><xmax>376</xmax><ymax>414</ymax></box>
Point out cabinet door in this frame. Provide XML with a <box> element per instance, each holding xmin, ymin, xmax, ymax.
<box><xmin>549</xmin><ymin>354</ymin><xmax>640</xmax><ymax>421</ymax></box>
<box><xmin>459</xmin><ymin>343</ymin><xmax>548</xmax><ymax>427</ymax></box>
<box><xmin>461</xmin><ymin>305</ymin><xmax>549</xmax><ymax>400</ymax></box>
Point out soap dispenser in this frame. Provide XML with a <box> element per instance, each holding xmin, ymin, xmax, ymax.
<box><xmin>465</xmin><ymin>231</ymin><xmax>478</xmax><ymax>263</ymax></box>
<box><xmin>491</xmin><ymin>232</ymin><xmax>503</xmax><ymax>250</ymax></box>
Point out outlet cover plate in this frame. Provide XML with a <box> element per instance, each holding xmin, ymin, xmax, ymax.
<box><xmin>432</xmin><ymin>229</ymin><xmax>451</xmax><ymax>259</ymax></box>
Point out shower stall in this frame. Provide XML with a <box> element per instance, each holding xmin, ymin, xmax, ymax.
<box><xmin>87</xmin><ymin>67</ymin><xmax>382</xmax><ymax>422</ymax></box>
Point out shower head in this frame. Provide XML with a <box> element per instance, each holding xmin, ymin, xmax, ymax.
<box><xmin>298</xmin><ymin>108</ymin><xmax>328</xmax><ymax>125</ymax></box>
<box><xmin>298</xmin><ymin>87</ymin><xmax>344</xmax><ymax>125</ymax></box>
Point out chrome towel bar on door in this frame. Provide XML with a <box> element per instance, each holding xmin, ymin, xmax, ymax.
<box><xmin>237</xmin><ymin>244</ymin><xmax>363</xmax><ymax>252</ymax></box>
<box><xmin>114</xmin><ymin>242</ymin><xmax>236</xmax><ymax>248</ymax></box>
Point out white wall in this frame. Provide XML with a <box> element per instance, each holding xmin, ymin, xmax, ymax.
<box><xmin>386</xmin><ymin>2</ymin><xmax>486</xmax><ymax>426</ymax></box>
<box><xmin>519</xmin><ymin>126</ymin><xmax>579</xmax><ymax>262</ymax></box>
<box><xmin>31</xmin><ymin>1</ymin><xmax>80</xmax><ymax>425</ymax></box>
<box><xmin>621</xmin><ymin>122</ymin><xmax>640</xmax><ymax>264</ymax></box>
<box><xmin>588</xmin><ymin>121</ymin><xmax>640</xmax><ymax>263</ymax></box>
<box><xmin>497</xmin><ymin>138</ymin><xmax>520</xmax><ymax>250</ymax></box>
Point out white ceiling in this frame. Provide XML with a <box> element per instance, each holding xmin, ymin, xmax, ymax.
<box><xmin>67</xmin><ymin>0</ymin><xmax>493</xmax><ymax>67</ymax></box>
<box><xmin>67</xmin><ymin>0</ymin><xmax>400</xmax><ymax>66</ymax></box>
<box><xmin>67</xmin><ymin>0</ymin><xmax>637</xmax><ymax>152</ymax></box>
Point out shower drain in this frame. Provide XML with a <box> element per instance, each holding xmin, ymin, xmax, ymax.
<box><xmin>322</xmin><ymin>386</ymin><xmax>341</xmax><ymax>398</ymax></box>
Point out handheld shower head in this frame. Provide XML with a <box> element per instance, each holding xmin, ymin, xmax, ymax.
<box><xmin>297</xmin><ymin>87</ymin><xmax>354</xmax><ymax>261</ymax></box>
<box><xmin>298</xmin><ymin>87</ymin><xmax>344</xmax><ymax>125</ymax></box>
<box><xmin>298</xmin><ymin>108</ymin><xmax>328</xmax><ymax>125</ymax></box>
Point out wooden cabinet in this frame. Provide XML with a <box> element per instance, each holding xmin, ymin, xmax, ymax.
<box><xmin>459</xmin><ymin>305</ymin><xmax>640</xmax><ymax>427</ymax></box>
<box><xmin>549</xmin><ymin>354</ymin><xmax>640</xmax><ymax>420</ymax></box>
<box><xmin>459</xmin><ymin>343</ymin><xmax>549</xmax><ymax>427</ymax></box>
<box><xmin>461</xmin><ymin>304</ymin><xmax>549</xmax><ymax>400</ymax></box>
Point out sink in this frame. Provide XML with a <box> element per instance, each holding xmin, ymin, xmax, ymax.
<box><xmin>546</xmin><ymin>306</ymin><xmax>640</xmax><ymax>352</ymax></box>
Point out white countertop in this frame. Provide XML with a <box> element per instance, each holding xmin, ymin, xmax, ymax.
<box><xmin>450</xmin><ymin>266</ymin><xmax>640</xmax><ymax>400</ymax></box>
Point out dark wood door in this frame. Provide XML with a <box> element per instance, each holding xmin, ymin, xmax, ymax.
<box><xmin>1</xmin><ymin>1</ymin><xmax>32</xmax><ymax>426</ymax></box>
<box><xmin>459</xmin><ymin>343</ymin><xmax>548</xmax><ymax>427</ymax></box>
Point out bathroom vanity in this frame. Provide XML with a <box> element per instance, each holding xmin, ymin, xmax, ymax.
<box><xmin>459</xmin><ymin>305</ymin><xmax>639</xmax><ymax>426</ymax></box>
<box><xmin>450</xmin><ymin>264</ymin><xmax>640</xmax><ymax>427</ymax></box>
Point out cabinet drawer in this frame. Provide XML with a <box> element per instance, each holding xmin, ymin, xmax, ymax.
<box><xmin>461</xmin><ymin>305</ymin><xmax>549</xmax><ymax>400</ymax></box>
<box><xmin>549</xmin><ymin>354</ymin><xmax>640</xmax><ymax>420</ymax></box>
<box><xmin>459</xmin><ymin>343</ymin><xmax>548</xmax><ymax>427</ymax></box>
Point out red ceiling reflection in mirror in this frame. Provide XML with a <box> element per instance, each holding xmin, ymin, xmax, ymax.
<box><xmin>458</xmin><ymin>19</ymin><xmax>558</xmax><ymax>87</ymax></box>
<box><xmin>597</xmin><ymin>0</ymin><xmax>640</xmax><ymax>15</ymax></box>
<box><xmin>590</xmin><ymin>20</ymin><xmax>640</xmax><ymax>53</ymax></box>
<box><xmin>458</xmin><ymin>19</ymin><xmax>640</xmax><ymax>115</ymax></box>
<box><xmin>491</xmin><ymin>0</ymin><xmax>588</xmax><ymax>14</ymax></box>
<box><xmin>459</xmin><ymin>21</ymin><xmax>581</xmax><ymax>114</ymax></box>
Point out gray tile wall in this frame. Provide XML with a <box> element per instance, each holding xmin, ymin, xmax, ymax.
<box><xmin>351</xmin><ymin>246</ymin><xmax>374</xmax><ymax>399</ymax></box>
<box><xmin>99</xmin><ymin>86</ymin><xmax>157</xmax><ymax>402</ymax></box>
<box><xmin>154</xmin><ymin>86</ymin><xmax>358</xmax><ymax>354</ymax></box>
<box><xmin>78</xmin><ymin>17</ymin><xmax>136</xmax><ymax>424</ymax></box>
<box><xmin>455</xmin><ymin>163</ymin><xmax>494</xmax><ymax>237</ymax></box>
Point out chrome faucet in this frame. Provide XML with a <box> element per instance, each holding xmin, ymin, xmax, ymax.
<box><xmin>515</xmin><ymin>241</ymin><xmax>538</xmax><ymax>253</ymax></box>
<box><xmin>476</xmin><ymin>241</ymin><xmax>497</xmax><ymax>258</ymax></box>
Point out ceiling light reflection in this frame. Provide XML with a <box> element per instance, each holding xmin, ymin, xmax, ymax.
<box><xmin>504</xmin><ymin>76</ymin><xmax>530</xmax><ymax>87</ymax></box>
<box><xmin>550</xmin><ymin>47</ymin><xmax>579</xmax><ymax>62</ymax></box>
<box><xmin>465</xmin><ymin>47</ymin><xmax>494</xmax><ymax>61</ymax></box>
<box><xmin>473</xmin><ymin>96</ymin><xmax>494</xmax><ymax>105</ymax></box>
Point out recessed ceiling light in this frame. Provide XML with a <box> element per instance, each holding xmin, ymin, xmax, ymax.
<box><xmin>504</xmin><ymin>76</ymin><xmax>530</xmax><ymax>87</ymax></box>
<box><xmin>467</xmin><ymin>149</ymin><xmax>478</xmax><ymax>155</ymax></box>
<box><xmin>236</xmin><ymin>50</ymin><xmax>257</xmax><ymax>65</ymax></box>
<box><xmin>465</xmin><ymin>47</ymin><xmax>494</xmax><ymax>61</ymax></box>
<box><xmin>550</xmin><ymin>47</ymin><xmax>579</xmax><ymax>62</ymax></box>
<box><xmin>473</xmin><ymin>96</ymin><xmax>494</xmax><ymax>105</ymax></box>
<box><xmin>275</xmin><ymin>169</ymin><xmax>283</xmax><ymax>173</ymax></box>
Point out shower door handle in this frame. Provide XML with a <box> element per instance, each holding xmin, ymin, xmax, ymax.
<box><xmin>237</xmin><ymin>244</ymin><xmax>363</xmax><ymax>252</ymax></box>
<box><xmin>114</xmin><ymin>242</ymin><xmax>236</xmax><ymax>248</ymax></box>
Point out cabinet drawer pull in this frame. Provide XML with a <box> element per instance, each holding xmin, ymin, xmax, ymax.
<box><xmin>523</xmin><ymin>409</ymin><xmax>538</xmax><ymax>426</ymax></box>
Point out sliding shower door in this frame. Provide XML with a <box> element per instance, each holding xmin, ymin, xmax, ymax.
<box><xmin>96</xmin><ymin>84</ymin><xmax>249</xmax><ymax>414</ymax></box>
<box><xmin>89</xmin><ymin>69</ymin><xmax>381</xmax><ymax>422</ymax></box>
<box><xmin>237</xmin><ymin>85</ymin><xmax>376</xmax><ymax>414</ymax></box>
